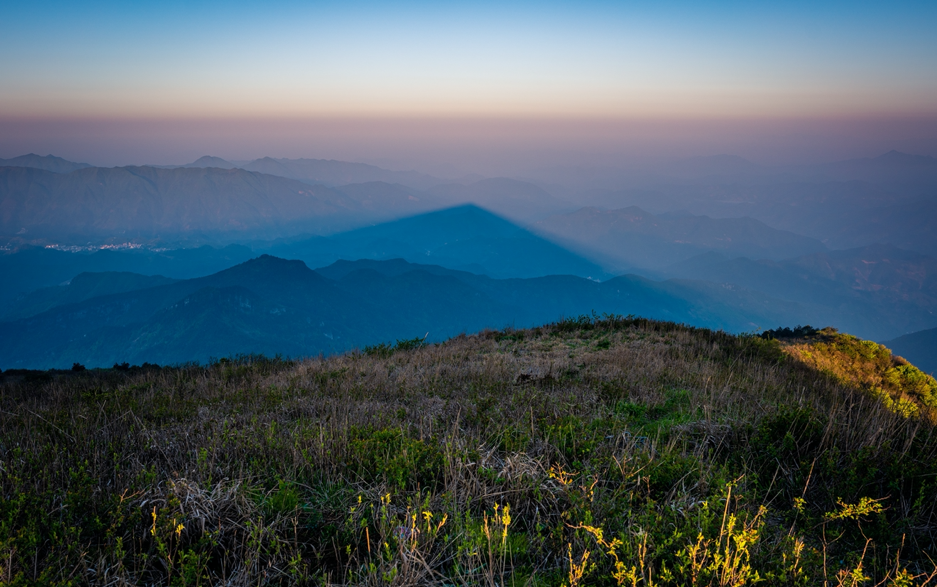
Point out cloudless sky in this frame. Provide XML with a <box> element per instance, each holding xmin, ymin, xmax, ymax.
<box><xmin>1</xmin><ymin>0</ymin><xmax>936</xmax><ymax>169</ymax></box>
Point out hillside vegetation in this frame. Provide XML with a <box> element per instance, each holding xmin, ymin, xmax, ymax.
<box><xmin>2</xmin><ymin>317</ymin><xmax>937</xmax><ymax>585</ymax></box>
<box><xmin>781</xmin><ymin>328</ymin><xmax>937</xmax><ymax>421</ymax></box>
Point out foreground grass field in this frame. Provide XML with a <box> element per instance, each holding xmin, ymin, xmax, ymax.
<box><xmin>2</xmin><ymin>316</ymin><xmax>937</xmax><ymax>586</ymax></box>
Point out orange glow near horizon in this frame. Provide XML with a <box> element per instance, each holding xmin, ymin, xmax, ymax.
<box><xmin>2</xmin><ymin>114</ymin><xmax>936</xmax><ymax>174</ymax></box>
<box><xmin>3</xmin><ymin>3</ymin><xmax>937</xmax><ymax>124</ymax></box>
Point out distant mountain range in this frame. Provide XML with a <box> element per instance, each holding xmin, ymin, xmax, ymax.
<box><xmin>4</xmin><ymin>150</ymin><xmax>936</xmax><ymax>257</ymax></box>
<box><xmin>0</xmin><ymin>158</ymin><xmax>573</xmax><ymax>241</ymax></box>
<box><xmin>181</xmin><ymin>156</ymin><xmax>238</xmax><ymax>169</ymax></box>
<box><xmin>664</xmin><ymin>244</ymin><xmax>937</xmax><ymax>341</ymax></box>
<box><xmin>2</xmin><ymin>149</ymin><xmax>936</xmax><ymax>372</ymax></box>
<box><xmin>665</xmin><ymin>150</ymin><xmax>937</xmax><ymax>189</ymax></box>
<box><xmin>817</xmin><ymin>150</ymin><xmax>937</xmax><ymax>190</ymax></box>
<box><xmin>0</xmin><ymin>206</ymin><xmax>605</xmax><ymax>312</ymax></box>
<box><xmin>0</xmin><ymin>255</ymin><xmax>816</xmax><ymax>369</ymax></box>
<box><xmin>0</xmin><ymin>244</ymin><xmax>256</xmax><ymax>313</ymax></box>
<box><xmin>3</xmin><ymin>205</ymin><xmax>935</xmax><ymax>345</ymax></box>
<box><xmin>180</xmin><ymin>156</ymin><xmax>444</xmax><ymax>190</ymax></box>
<box><xmin>535</xmin><ymin>206</ymin><xmax>826</xmax><ymax>270</ymax></box>
<box><xmin>578</xmin><ymin>176</ymin><xmax>937</xmax><ymax>257</ymax></box>
<box><xmin>884</xmin><ymin>327</ymin><xmax>937</xmax><ymax>375</ymax></box>
<box><xmin>0</xmin><ymin>165</ymin><xmax>464</xmax><ymax>241</ymax></box>
<box><xmin>0</xmin><ymin>153</ymin><xmax>92</xmax><ymax>173</ymax></box>
<box><xmin>0</xmin><ymin>165</ymin><xmax>364</xmax><ymax>239</ymax></box>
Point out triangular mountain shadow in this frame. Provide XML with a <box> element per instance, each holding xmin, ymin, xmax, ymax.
<box><xmin>266</xmin><ymin>204</ymin><xmax>612</xmax><ymax>280</ymax></box>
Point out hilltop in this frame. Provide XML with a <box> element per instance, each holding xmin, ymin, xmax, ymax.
<box><xmin>2</xmin><ymin>316</ymin><xmax>936</xmax><ymax>585</ymax></box>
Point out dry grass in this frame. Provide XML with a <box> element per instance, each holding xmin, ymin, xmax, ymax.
<box><xmin>1</xmin><ymin>316</ymin><xmax>936</xmax><ymax>585</ymax></box>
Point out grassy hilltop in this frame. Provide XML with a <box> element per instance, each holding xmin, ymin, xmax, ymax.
<box><xmin>2</xmin><ymin>317</ymin><xmax>937</xmax><ymax>585</ymax></box>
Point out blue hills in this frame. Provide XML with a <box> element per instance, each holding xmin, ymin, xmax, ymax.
<box><xmin>0</xmin><ymin>254</ymin><xmax>809</xmax><ymax>369</ymax></box>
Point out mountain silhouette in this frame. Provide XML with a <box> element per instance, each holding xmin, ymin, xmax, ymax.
<box><xmin>0</xmin><ymin>165</ymin><xmax>361</xmax><ymax>239</ymax></box>
<box><xmin>0</xmin><ymin>255</ymin><xmax>815</xmax><ymax>369</ymax></box>
<box><xmin>0</xmin><ymin>244</ymin><xmax>256</xmax><ymax>313</ymax></box>
<box><xmin>239</xmin><ymin>157</ymin><xmax>443</xmax><ymax>190</ymax></box>
<box><xmin>3</xmin><ymin>272</ymin><xmax>178</xmax><ymax>321</ymax></box>
<box><xmin>0</xmin><ymin>153</ymin><xmax>92</xmax><ymax>173</ymax></box>
<box><xmin>182</xmin><ymin>156</ymin><xmax>238</xmax><ymax>169</ymax></box>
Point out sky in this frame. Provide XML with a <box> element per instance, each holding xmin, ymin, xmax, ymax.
<box><xmin>1</xmin><ymin>0</ymin><xmax>936</xmax><ymax>172</ymax></box>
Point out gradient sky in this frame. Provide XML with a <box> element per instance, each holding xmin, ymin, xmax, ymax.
<box><xmin>2</xmin><ymin>0</ymin><xmax>936</xmax><ymax>170</ymax></box>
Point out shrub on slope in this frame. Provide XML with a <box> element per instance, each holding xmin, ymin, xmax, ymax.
<box><xmin>783</xmin><ymin>327</ymin><xmax>937</xmax><ymax>420</ymax></box>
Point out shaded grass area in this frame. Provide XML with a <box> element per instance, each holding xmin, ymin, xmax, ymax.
<box><xmin>1</xmin><ymin>316</ymin><xmax>937</xmax><ymax>585</ymax></box>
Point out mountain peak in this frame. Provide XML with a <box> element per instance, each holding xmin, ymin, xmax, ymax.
<box><xmin>184</xmin><ymin>156</ymin><xmax>237</xmax><ymax>169</ymax></box>
<box><xmin>243</xmin><ymin>254</ymin><xmax>309</xmax><ymax>270</ymax></box>
<box><xmin>0</xmin><ymin>153</ymin><xmax>92</xmax><ymax>173</ymax></box>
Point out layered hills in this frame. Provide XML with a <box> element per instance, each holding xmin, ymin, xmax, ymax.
<box><xmin>0</xmin><ymin>165</ymin><xmax>362</xmax><ymax>239</ymax></box>
<box><xmin>665</xmin><ymin>244</ymin><xmax>937</xmax><ymax>341</ymax></box>
<box><xmin>535</xmin><ymin>206</ymin><xmax>826</xmax><ymax>269</ymax></box>
<box><xmin>0</xmin><ymin>254</ymin><xmax>811</xmax><ymax>369</ymax></box>
<box><xmin>3</xmin><ymin>204</ymin><xmax>935</xmax><ymax>349</ymax></box>
<box><xmin>0</xmin><ymin>153</ymin><xmax>92</xmax><ymax>173</ymax></box>
<box><xmin>0</xmin><ymin>160</ymin><xmax>567</xmax><ymax>241</ymax></box>
<box><xmin>572</xmin><ymin>152</ymin><xmax>937</xmax><ymax>258</ymax></box>
<box><xmin>237</xmin><ymin>157</ymin><xmax>442</xmax><ymax>190</ymax></box>
<box><xmin>0</xmin><ymin>244</ymin><xmax>255</xmax><ymax>312</ymax></box>
<box><xmin>3</xmin><ymin>150</ymin><xmax>936</xmax><ymax>370</ymax></box>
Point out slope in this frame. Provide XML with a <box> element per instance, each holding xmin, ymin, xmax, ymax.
<box><xmin>268</xmin><ymin>204</ymin><xmax>609</xmax><ymax>279</ymax></box>
<box><xmin>2</xmin><ymin>271</ymin><xmax>178</xmax><ymax>321</ymax></box>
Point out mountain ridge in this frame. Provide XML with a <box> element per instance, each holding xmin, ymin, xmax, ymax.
<box><xmin>0</xmin><ymin>153</ymin><xmax>92</xmax><ymax>173</ymax></box>
<box><xmin>0</xmin><ymin>254</ymin><xmax>823</xmax><ymax>369</ymax></box>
